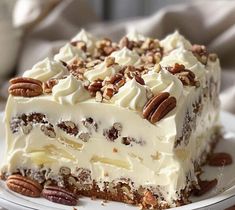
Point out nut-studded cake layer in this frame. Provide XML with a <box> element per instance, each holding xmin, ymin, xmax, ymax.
<box><xmin>1</xmin><ymin>30</ymin><xmax>221</xmax><ymax>208</ymax></box>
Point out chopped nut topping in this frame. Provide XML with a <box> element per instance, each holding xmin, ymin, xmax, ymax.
<box><xmin>103</xmin><ymin>123</ymin><xmax>122</xmax><ymax>141</ymax></box>
<box><xmin>43</xmin><ymin>79</ymin><xmax>58</xmax><ymax>94</ymax></box>
<box><xmin>88</xmin><ymin>79</ymin><xmax>103</xmax><ymax>96</ymax></box>
<box><xmin>166</xmin><ymin>63</ymin><xmax>200</xmax><ymax>87</ymax></box>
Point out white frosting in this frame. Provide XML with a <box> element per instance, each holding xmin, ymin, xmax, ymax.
<box><xmin>143</xmin><ymin>69</ymin><xmax>184</xmax><ymax>100</ymax></box>
<box><xmin>84</xmin><ymin>58</ymin><xmax>121</xmax><ymax>82</ymax></box>
<box><xmin>111</xmin><ymin>79</ymin><xmax>148</xmax><ymax>111</ymax></box>
<box><xmin>160</xmin><ymin>31</ymin><xmax>192</xmax><ymax>52</ymax></box>
<box><xmin>52</xmin><ymin>75</ymin><xmax>90</xmax><ymax>105</ymax></box>
<box><xmin>110</xmin><ymin>47</ymin><xmax>141</xmax><ymax>66</ymax></box>
<box><xmin>126</xmin><ymin>30</ymin><xmax>146</xmax><ymax>42</ymax></box>
<box><xmin>160</xmin><ymin>47</ymin><xmax>205</xmax><ymax>80</ymax></box>
<box><xmin>23</xmin><ymin>58</ymin><xmax>68</xmax><ymax>82</ymax></box>
<box><xmin>71</xmin><ymin>29</ymin><xmax>96</xmax><ymax>53</ymax></box>
<box><xmin>54</xmin><ymin>43</ymin><xmax>86</xmax><ymax>63</ymax></box>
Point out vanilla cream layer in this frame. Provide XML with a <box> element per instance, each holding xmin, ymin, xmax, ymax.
<box><xmin>2</xmin><ymin>84</ymin><xmax>219</xmax><ymax>205</ymax></box>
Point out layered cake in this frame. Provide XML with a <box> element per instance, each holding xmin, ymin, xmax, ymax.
<box><xmin>1</xmin><ymin>30</ymin><xmax>221</xmax><ymax>209</ymax></box>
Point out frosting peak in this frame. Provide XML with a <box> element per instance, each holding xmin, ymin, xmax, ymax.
<box><xmin>54</xmin><ymin>43</ymin><xmax>86</xmax><ymax>63</ymax></box>
<box><xmin>84</xmin><ymin>58</ymin><xmax>121</xmax><ymax>82</ymax></box>
<box><xmin>143</xmin><ymin>69</ymin><xmax>183</xmax><ymax>100</ymax></box>
<box><xmin>23</xmin><ymin>58</ymin><xmax>68</xmax><ymax>82</ymax></box>
<box><xmin>126</xmin><ymin>30</ymin><xmax>146</xmax><ymax>42</ymax></box>
<box><xmin>52</xmin><ymin>75</ymin><xmax>90</xmax><ymax>105</ymax></box>
<box><xmin>160</xmin><ymin>31</ymin><xmax>192</xmax><ymax>52</ymax></box>
<box><xmin>71</xmin><ymin>29</ymin><xmax>96</xmax><ymax>53</ymax></box>
<box><xmin>110</xmin><ymin>47</ymin><xmax>141</xmax><ymax>66</ymax></box>
<box><xmin>111</xmin><ymin>78</ymin><xmax>148</xmax><ymax>111</ymax></box>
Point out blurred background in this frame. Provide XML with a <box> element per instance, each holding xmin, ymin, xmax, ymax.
<box><xmin>0</xmin><ymin>0</ymin><xmax>235</xmax><ymax>112</ymax></box>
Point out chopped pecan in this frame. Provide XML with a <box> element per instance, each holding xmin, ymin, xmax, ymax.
<box><xmin>167</xmin><ymin>63</ymin><xmax>200</xmax><ymax>87</ymax></box>
<box><xmin>42</xmin><ymin>186</ymin><xmax>78</xmax><ymax>206</ymax></box>
<box><xmin>103</xmin><ymin>123</ymin><xmax>122</xmax><ymax>141</ymax></box>
<box><xmin>43</xmin><ymin>79</ymin><xmax>58</xmax><ymax>94</ymax></box>
<box><xmin>6</xmin><ymin>174</ymin><xmax>42</xmax><ymax>197</ymax></box>
<box><xmin>9</xmin><ymin>77</ymin><xmax>43</xmax><ymax>97</ymax></box>
<box><xmin>88</xmin><ymin>79</ymin><xmax>103</xmax><ymax>96</ymax></box>
<box><xmin>103</xmin><ymin>87</ymin><xmax>115</xmax><ymax>100</ymax></box>
<box><xmin>143</xmin><ymin>92</ymin><xmax>176</xmax><ymax>123</ymax></box>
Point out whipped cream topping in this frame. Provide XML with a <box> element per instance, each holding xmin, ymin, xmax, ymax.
<box><xmin>23</xmin><ymin>58</ymin><xmax>68</xmax><ymax>82</ymax></box>
<box><xmin>84</xmin><ymin>58</ymin><xmax>121</xmax><ymax>82</ymax></box>
<box><xmin>160</xmin><ymin>31</ymin><xmax>192</xmax><ymax>52</ymax></box>
<box><xmin>126</xmin><ymin>30</ymin><xmax>146</xmax><ymax>42</ymax></box>
<box><xmin>71</xmin><ymin>29</ymin><xmax>96</xmax><ymax>53</ymax></box>
<box><xmin>110</xmin><ymin>47</ymin><xmax>141</xmax><ymax>66</ymax></box>
<box><xmin>54</xmin><ymin>43</ymin><xmax>86</xmax><ymax>63</ymax></box>
<box><xmin>143</xmin><ymin>69</ymin><xmax>184</xmax><ymax>100</ymax></box>
<box><xmin>111</xmin><ymin>78</ymin><xmax>148</xmax><ymax>111</ymax></box>
<box><xmin>52</xmin><ymin>75</ymin><xmax>90</xmax><ymax>105</ymax></box>
<box><xmin>160</xmin><ymin>47</ymin><xmax>205</xmax><ymax>80</ymax></box>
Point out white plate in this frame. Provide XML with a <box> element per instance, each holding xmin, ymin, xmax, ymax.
<box><xmin>0</xmin><ymin>112</ymin><xmax>235</xmax><ymax>210</ymax></box>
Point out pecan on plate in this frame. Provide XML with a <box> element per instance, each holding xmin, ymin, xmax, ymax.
<box><xmin>42</xmin><ymin>186</ymin><xmax>78</xmax><ymax>206</ymax></box>
<box><xmin>143</xmin><ymin>92</ymin><xmax>176</xmax><ymax>123</ymax></box>
<box><xmin>9</xmin><ymin>77</ymin><xmax>43</xmax><ymax>97</ymax></box>
<box><xmin>6</xmin><ymin>174</ymin><xmax>42</xmax><ymax>197</ymax></box>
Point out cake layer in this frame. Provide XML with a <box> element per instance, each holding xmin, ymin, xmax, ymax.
<box><xmin>1</xmin><ymin>30</ymin><xmax>221</xmax><ymax>208</ymax></box>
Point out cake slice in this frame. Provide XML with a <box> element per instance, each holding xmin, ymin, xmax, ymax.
<box><xmin>1</xmin><ymin>30</ymin><xmax>221</xmax><ymax>209</ymax></box>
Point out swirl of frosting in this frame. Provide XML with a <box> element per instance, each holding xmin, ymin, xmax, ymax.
<box><xmin>71</xmin><ymin>29</ymin><xmax>96</xmax><ymax>53</ymax></box>
<box><xmin>54</xmin><ymin>43</ymin><xmax>86</xmax><ymax>63</ymax></box>
<box><xmin>126</xmin><ymin>30</ymin><xmax>146</xmax><ymax>42</ymax></box>
<box><xmin>143</xmin><ymin>69</ymin><xmax>183</xmax><ymax>100</ymax></box>
<box><xmin>84</xmin><ymin>58</ymin><xmax>121</xmax><ymax>82</ymax></box>
<box><xmin>160</xmin><ymin>47</ymin><xmax>205</xmax><ymax>79</ymax></box>
<box><xmin>160</xmin><ymin>31</ymin><xmax>192</xmax><ymax>52</ymax></box>
<box><xmin>52</xmin><ymin>75</ymin><xmax>90</xmax><ymax>105</ymax></box>
<box><xmin>110</xmin><ymin>47</ymin><xmax>141</xmax><ymax>66</ymax></box>
<box><xmin>23</xmin><ymin>58</ymin><xmax>68</xmax><ymax>82</ymax></box>
<box><xmin>111</xmin><ymin>78</ymin><xmax>148</xmax><ymax>111</ymax></box>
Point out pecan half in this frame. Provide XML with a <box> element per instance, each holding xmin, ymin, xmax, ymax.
<box><xmin>208</xmin><ymin>152</ymin><xmax>233</xmax><ymax>166</ymax></box>
<box><xmin>143</xmin><ymin>92</ymin><xmax>176</xmax><ymax>123</ymax></box>
<box><xmin>9</xmin><ymin>77</ymin><xmax>43</xmax><ymax>97</ymax></box>
<box><xmin>6</xmin><ymin>174</ymin><xmax>42</xmax><ymax>197</ymax></box>
<box><xmin>193</xmin><ymin>178</ymin><xmax>218</xmax><ymax>196</ymax></box>
<box><xmin>42</xmin><ymin>186</ymin><xmax>78</xmax><ymax>206</ymax></box>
